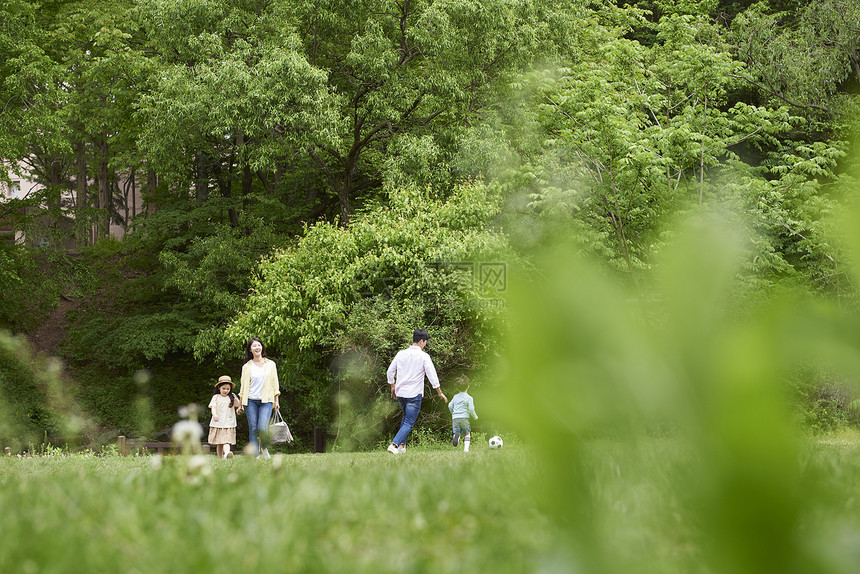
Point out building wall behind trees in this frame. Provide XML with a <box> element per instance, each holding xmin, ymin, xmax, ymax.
<box><xmin>2</xmin><ymin>161</ymin><xmax>144</xmax><ymax>250</ymax></box>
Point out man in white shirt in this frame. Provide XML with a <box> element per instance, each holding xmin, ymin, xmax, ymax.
<box><xmin>386</xmin><ymin>329</ymin><xmax>448</xmax><ymax>454</ymax></box>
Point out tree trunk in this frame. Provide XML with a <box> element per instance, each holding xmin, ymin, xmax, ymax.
<box><xmin>76</xmin><ymin>140</ymin><xmax>88</xmax><ymax>250</ymax></box>
<box><xmin>235</xmin><ymin>164</ymin><xmax>250</xmax><ymax>228</ymax></box>
<box><xmin>48</xmin><ymin>159</ymin><xmax>61</xmax><ymax>208</ymax></box>
<box><xmin>338</xmin><ymin>185</ymin><xmax>350</xmax><ymax>227</ymax></box>
<box><xmin>195</xmin><ymin>153</ymin><xmax>208</xmax><ymax>202</ymax></box>
<box><xmin>129</xmin><ymin>169</ymin><xmax>136</xmax><ymax>232</ymax></box>
<box><xmin>122</xmin><ymin>175</ymin><xmax>130</xmax><ymax>233</ymax></box>
<box><xmin>340</xmin><ymin>151</ymin><xmax>359</xmax><ymax>227</ymax></box>
<box><xmin>44</xmin><ymin>158</ymin><xmax>62</xmax><ymax>246</ymax></box>
<box><xmin>147</xmin><ymin>168</ymin><xmax>157</xmax><ymax>215</ymax></box>
<box><xmin>98</xmin><ymin>138</ymin><xmax>109</xmax><ymax>240</ymax></box>
<box><xmin>213</xmin><ymin>156</ymin><xmax>241</xmax><ymax>229</ymax></box>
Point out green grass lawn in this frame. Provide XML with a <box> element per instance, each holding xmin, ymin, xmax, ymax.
<box><xmin>2</xmin><ymin>435</ymin><xmax>860</xmax><ymax>573</ymax></box>
<box><xmin>0</xmin><ymin>445</ymin><xmax>551</xmax><ymax>573</ymax></box>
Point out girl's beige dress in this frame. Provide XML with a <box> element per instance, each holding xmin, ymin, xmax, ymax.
<box><xmin>208</xmin><ymin>394</ymin><xmax>238</xmax><ymax>444</ymax></box>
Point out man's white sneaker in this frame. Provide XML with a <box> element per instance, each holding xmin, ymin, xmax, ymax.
<box><xmin>387</xmin><ymin>444</ymin><xmax>399</xmax><ymax>455</ymax></box>
<box><xmin>261</xmin><ymin>448</ymin><xmax>271</xmax><ymax>459</ymax></box>
<box><xmin>397</xmin><ymin>445</ymin><xmax>406</xmax><ymax>454</ymax></box>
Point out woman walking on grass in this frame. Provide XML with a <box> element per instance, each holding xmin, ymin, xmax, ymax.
<box><xmin>237</xmin><ymin>337</ymin><xmax>280</xmax><ymax>459</ymax></box>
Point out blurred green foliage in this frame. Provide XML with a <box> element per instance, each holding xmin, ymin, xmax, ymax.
<box><xmin>490</xmin><ymin>198</ymin><xmax>860</xmax><ymax>572</ymax></box>
<box><xmin>0</xmin><ymin>332</ymin><xmax>59</xmax><ymax>448</ymax></box>
<box><xmin>0</xmin><ymin>330</ymin><xmax>93</xmax><ymax>451</ymax></box>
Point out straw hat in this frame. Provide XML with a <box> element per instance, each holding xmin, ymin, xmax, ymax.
<box><xmin>215</xmin><ymin>375</ymin><xmax>235</xmax><ymax>390</ymax></box>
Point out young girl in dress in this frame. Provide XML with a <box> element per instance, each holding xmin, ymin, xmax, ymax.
<box><xmin>208</xmin><ymin>375</ymin><xmax>240</xmax><ymax>459</ymax></box>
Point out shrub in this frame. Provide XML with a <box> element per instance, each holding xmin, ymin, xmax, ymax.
<box><xmin>794</xmin><ymin>376</ymin><xmax>857</xmax><ymax>434</ymax></box>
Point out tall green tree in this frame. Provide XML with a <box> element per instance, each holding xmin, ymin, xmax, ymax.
<box><xmin>133</xmin><ymin>0</ymin><xmax>340</xmax><ymax>223</ymax></box>
<box><xmin>728</xmin><ymin>0</ymin><xmax>860</xmax><ymax>125</ymax></box>
<box><xmin>284</xmin><ymin>0</ymin><xmax>555</xmax><ymax>225</ymax></box>
<box><xmin>134</xmin><ymin>0</ymin><xmax>565</xmax><ymax>226</ymax></box>
<box><xmin>0</xmin><ymin>0</ymin><xmax>72</xmax><ymax>231</ymax></box>
<box><xmin>1</xmin><ymin>0</ymin><xmax>147</xmax><ymax>246</ymax></box>
<box><xmin>475</xmin><ymin>5</ymin><xmax>847</xmax><ymax>302</ymax></box>
<box><xmin>523</xmin><ymin>13</ymin><xmax>793</xmax><ymax>284</ymax></box>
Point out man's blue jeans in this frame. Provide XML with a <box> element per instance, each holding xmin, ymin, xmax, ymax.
<box><xmin>245</xmin><ymin>399</ymin><xmax>273</xmax><ymax>456</ymax></box>
<box><xmin>392</xmin><ymin>395</ymin><xmax>422</xmax><ymax>446</ymax></box>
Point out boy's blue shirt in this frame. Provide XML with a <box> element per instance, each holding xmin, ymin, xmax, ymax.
<box><xmin>448</xmin><ymin>391</ymin><xmax>477</xmax><ymax>420</ymax></box>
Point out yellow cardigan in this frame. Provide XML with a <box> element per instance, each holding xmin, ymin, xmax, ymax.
<box><xmin>239</xmin><ymin>359</ymin><xmax>281</xmax><ymax>405</ymax></box>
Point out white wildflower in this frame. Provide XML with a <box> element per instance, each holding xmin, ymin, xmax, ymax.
<box><xmin>150</xmin><ymin>454</ymin><xmax>163</xmax><ymax>470</ymax></box>
<box><xmin>272</xmin><ymin>454</ymin><xmax>286</xmax><ymax>471</ymax></box>
<box><xmin>178</xmin><ymin>403</ymin><xmax>200</xmax><ymax>419</ymax></box>
<box><xmin>172</xmin><ymin>420</ymin><xmax>203</xmax><ymax>443</ymax></box>
<box><xmin>187</xmin><ymin>454</ymin><xmax>210</xmax><ymax>474</ymax></box>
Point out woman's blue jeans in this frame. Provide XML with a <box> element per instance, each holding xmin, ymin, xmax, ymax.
<box><xmin>392</xmin><ymin>395</ymin><xmax>422</xmax><ymax>446</ymax></box>
<box><xmin>245</xmin><ymin>399</ymin><xmax>273</xmax><ymax>456</ymax></box>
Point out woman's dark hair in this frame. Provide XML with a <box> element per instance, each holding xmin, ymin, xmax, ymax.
<box><xmin>245</xmin><ymin>337</ymin><xmax>266</xmax><ymax>363</ymax></box>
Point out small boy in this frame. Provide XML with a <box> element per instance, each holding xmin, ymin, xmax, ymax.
<box><xmin>448</xmin><ymin>375</ymin><xmax>478</xmax><ymax>452</ymax></box>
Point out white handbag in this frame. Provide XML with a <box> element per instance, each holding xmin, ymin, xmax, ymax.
<box><xmin>269</xmin><ymin>409</ymin><xmax>293</xmax><ymax>444</ymax></box>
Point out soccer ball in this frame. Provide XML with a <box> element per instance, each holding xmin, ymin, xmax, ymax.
<box><xmin>489</xmin><ymin>435</ymin><xmax>503</xmax><ymax>449</ymax></box>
